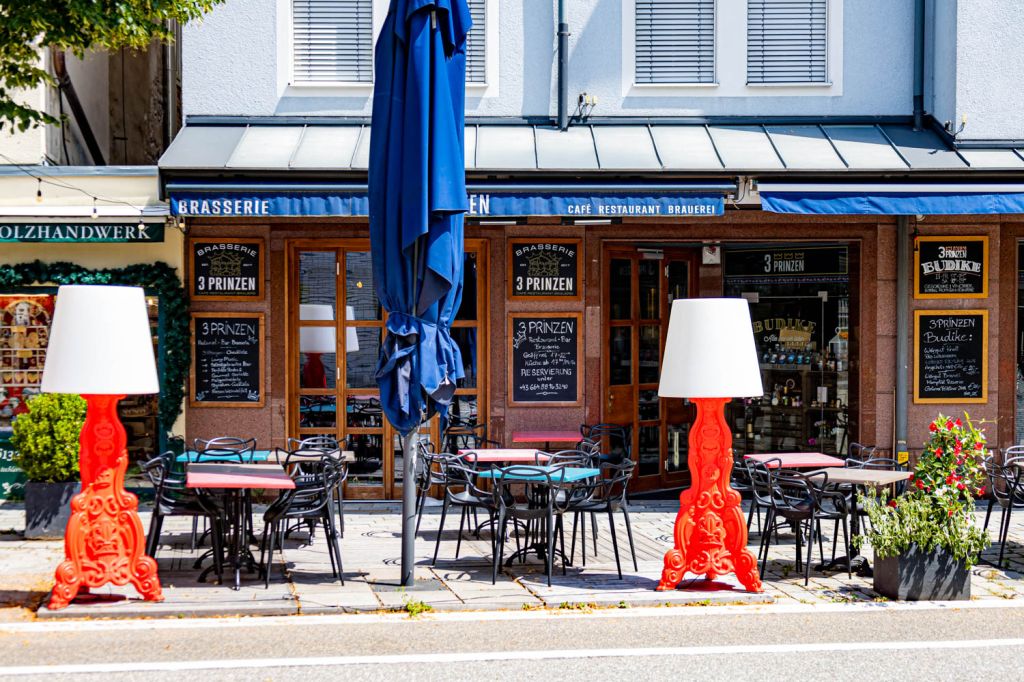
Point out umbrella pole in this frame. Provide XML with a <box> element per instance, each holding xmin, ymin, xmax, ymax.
<box><xmin>401</xmin><ymin>429</ymin><xmax>418</xmax><ymax>587</ymax></box>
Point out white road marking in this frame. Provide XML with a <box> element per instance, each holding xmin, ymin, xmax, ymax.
<box><xmin>2</xmin><ymin>597</ymin><xmax>1021</xmax><ymax>634</ymax></box>
<box><xmin>3</xmin><ymin>638</ymin><xmax>1024</xmax><ymax>675</ymax></box>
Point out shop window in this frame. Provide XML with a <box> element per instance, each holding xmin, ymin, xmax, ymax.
<box><xmin>1</xmin><ymin>292</ymin><xmax>160</xmax><ymax>461</ymax></box>
<box><xmin>723</xmin><ymin>244</ymin><xmax>855</xmax><ymax>457</ymax></box>
<box><xmin>1017</xmin><ymin>243</ymin><xmax>1024</xmax><ymax>445</ymax></box>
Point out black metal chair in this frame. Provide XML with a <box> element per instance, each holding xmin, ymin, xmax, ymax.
<box><xmin>431</xmin><ymin>459</ymin><xmax>501</xmax><ymax>581</ymax></box>
<box><xmin>442</xmin><ymin>417</ymin><xmax>498</xmax><ymax>453</ymax></box>
<box><xmin>283</xmin><ymin>437</ymin><xmax>350</xmax><ymax>538</ymax></box>
<box><xmin>193</xmin><ymin>437</ymin><xmax>257</xmax><ymax>460</ymax></box>
<box><xmin>415</xmin><ymin>449</ymin><xmax>451</xmax><ymax>535</ymax></box>
<box><xmin>732</xmin><ymin>452</ymin><xmax>762</xmax><ymax>534</ymax></box>
<box><xmin>749</xmin><ymin>460</ymin><xmax>852</xmax><ymax>585</ymax></box>
<box><xmin>493</xmin><ymin>465</ymin><xmax>565</xmax><ymax>586</ymax></box>
<box><xmin>580</xmin><ymin>423</ymin><xmax>631</xmax><ymax>463</ymax></box>
<box><xmin>561</xmin><ymin>459</ymin><xmax>638</xmax><ymax>578</ymax></box>
<box><xmin>259</xmin><ymin>459</ymin><xmax>344</xmax><ymax>587</ymax></box>
<box><xmin>141</xmin><ymin>452</ymin><xmax>226</xmax><ymax>582</ymax></box>
<box><xmin>983</xmin><ymin>449</ymin><xmax>1024</xmax><ymax>566</ymax></box>
<box><xmin>847</xmin><ymin>442</ymin><xmax>877</xmax><ymax>464</ymax></box>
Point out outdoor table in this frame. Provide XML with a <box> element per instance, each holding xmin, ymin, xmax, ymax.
<box><xmin>458</xmin><ymin>449</ymin><xmax>550</xmax><ymax>464</ymax></box>
<box><xmin>260</xmin><ymin>448</ymin><xmax>357</xmax><ymax>465</ymax></box>
<box><xmin>177</xmin><ymin>449</ymin><xmax>272</xmax><ymax>464</ymax></box>
<box><xmin>511</xmin><ymin>430</ymin><xmax>581</xmax><ymax>452</ymax></box>
<box><xmin>477</xmin><ymin>465</ymin><xmax>599</xmax><ymax>568</ymax></box>
<box><xmin>187</xmin><ymin>463</ymin><xmax>295</xmax><ymax>590</ymax></box>
<box><xmin>744</xmin><ymin>452</ymin><xmax>847</xmax><ymax>469</ymax></box>
<box><xmin>813</xmin><ymin>467</ymin><xmax>912</xmax><ymax>577</ymax></box>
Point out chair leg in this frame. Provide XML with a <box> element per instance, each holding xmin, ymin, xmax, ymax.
<box><xmin>190</xmin><ymin>517</ymin><xmax>199</xmax><ymax>551</ymax></box>
<box><xmin>998</xmin><ymin>505</ymin><xmax>1012</xmax><ymax>566</ymax></box>
<box><xmin>831</xmin><ymin>517</ymin><xmax>840</xmax><ymax>563</ymax></box>
<box><xmin>804</xmin><ymin>520</ymin><xmax>815</xmax><ymax>586</ymax></box>
<box><xmin>455</xmin><ymin>506</ymin><xmax>468</xmax><ymax>559</ymax></box>
<box><xmin>983</xmin><ymin>497</ymin><xmax>995</xmax><ymax>531</ymax></box>
<box><xmin>545</xmin><ymin>512</ymin><xmax>555</xmax><ymax>587</ymax></box>
<box><xmin>432</xmin><ymin>498</ymin><xmax>449</xmax><ymax>566</ymax></box>
<box><xmin>415</xmin><ymin>487</ymin><xmax>427</xmax><ymax>535</ymax></box>
<box><xmin>746</xmin><ymin>499</ymin><xmax>757</xmax><ymax>533</ymax></box>
<box><xmin>816</xmin><ymin>519</ymin><xmax>825</xmax><ymax>563</ymax></box>
<box><xmin>606</xmin><ymin>507</ymin><xmax>622</xmax><ymax>577</ymax></box>
<box><xmin>622</xmin><ymin>507</ymin><xmax>638</xmax><ymax>572</ymax></box>
<box><xmin>492</xmin><ymin>511</ymin><xmax>506</xmax><ymax>585</ymax></box>
<box><xmin>569</xmin><ymin>511</ymin><xmax>579</xmax><ymax>564</ymax></box>
<box><xmin>558</xmin><ymin>515</ymin><xmax>567</xmax><ymax>575</ymax></box>
<box><xmin>146</xmin><ymin>514</ymin><xmax>163</xmax><ymax>558</ymax></box>
<box><xmin>580</xmin><ymin>512</ymin><xmax>587</xmax><ymax>566</ymax></box>
<box><xmin>842</xmin><ymin>514</ymin><xmax>852</xmax><ymax>579</ymax></box>
<box><xmin>591</xmin><ymin>511</ymin><xmax>598</xmax><ymax>556</ymax></box>
<box><xmin>258</xmin><ymin>523</ymin><xmax>270</xmax><ymax>587</ymax></box>
<box><xmin>794</xmin><ymin>520</ymin><xmax>803</xmax><ymax>573</ymax></box>
<box><xmin>263</xmin><ymin>521</ymin><xmax>275</xmax><ymax>589</ymax></box>
<box><xmin>758</xmin><ymin>510</ymin><xmax>774</xmax><ymax>578</ymax></box>
<box><xmin>211</xmin><ymin>517</ymin><xmax>225</xmax><ymax>582</ymax></box>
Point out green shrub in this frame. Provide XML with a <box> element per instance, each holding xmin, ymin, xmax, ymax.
<box><xmin>10</xmin><ymin>394</ymin><xmax>87</xmax><ymax>483</ymax></box>
<box><xmin>858</xmin><ymin>413</ymin><xmax>991</xmax><ymax>568</ymax></box>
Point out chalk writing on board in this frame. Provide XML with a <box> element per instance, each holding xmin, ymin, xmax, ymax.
<box><xmin>192</xmin><ymin>314</ymin><xmax>264</xmax><ymax>406</ymax></box>
<box><xmin>510</xmin><ymin>315</ymin><xmax>580</xmax><ymax>404</ymax></box>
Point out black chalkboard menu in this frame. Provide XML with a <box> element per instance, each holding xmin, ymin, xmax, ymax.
<box><xmin>914</xmin><ymin>236</ymin><xmax>988</xmax><ymax>299</ymax></box>
<box><xmin>508</xmin><ymin>238</ymin><xmax>582</xmax><ymax>299</ymax></box>
<box><xmin>508</xmin><ymin>313</ymin><xmax>582</xmax><ymax>405</ymax></box>
<box><xmin>190</xmin><ymin>313</ymin><xmax>265</xmax><ymax>407</ymax></box>
<box><xmin>190</xmin><ymin>238</ymin><xmax>264</xmax><ymax>300</ymax></box>
<box><xmin>914</xmin><ymin>310</ymin><xmax>987</xmax><ymax>404</ymax></box>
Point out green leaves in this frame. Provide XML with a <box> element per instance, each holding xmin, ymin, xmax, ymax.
<box><xmin>10</xmin><ymin>393</ymin><xmax>87</xmax><ymax>483</ymax></box>
<box><xmin>859</xmin><ymin>412</ymin><xmax>992</xmax><ymax>568</ymax></box>
<box><xmin>0</xmin><ymin>1</ymin><xmax>225</xmax><ymax>131</ymax></box>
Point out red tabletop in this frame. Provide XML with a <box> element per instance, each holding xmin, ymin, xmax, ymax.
<box><xmin>458</xmin><ymin>449</ymin><xmax>551</xmax><ymax>464</ymax></box>
<box><xmin>511</xmin><ymin>430</ymin><xmax>581</xmax><ymax>445</ymax></box>
<box><xmin>187</xmin><ymin>463</ymin><xmax>296</xmax><ymax>490</ymax></box>
<box><xmin>743</xmin><ymin>452</ymin><xmax>846</xmax><ymax>469</ymax></box>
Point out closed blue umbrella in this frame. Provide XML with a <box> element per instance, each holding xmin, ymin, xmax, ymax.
<box><xmin>369</xmin><ymin>0</ymin><xmax>471</xmax><ymax>586</ymax></box>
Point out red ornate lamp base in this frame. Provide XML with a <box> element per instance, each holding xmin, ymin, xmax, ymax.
<box><xmin>656</xmin><ymin>397</ymin><xmax>762</xmax><ymax>593</ymax></box>
<box><xmin>48</xmin><ymin>395</ymin><xmax>163</xmax><ymax>610</ymax></box>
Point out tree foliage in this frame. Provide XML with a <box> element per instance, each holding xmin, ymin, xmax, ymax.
<box><xmin>0</xmin><ymin>1</ymin><xmax>224</xmax><ymax>131</ymax></box>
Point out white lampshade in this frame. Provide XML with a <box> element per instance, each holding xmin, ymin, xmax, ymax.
<box><xmin>299</xmin><ymin>304</ymin><xmax>336</xmax><ymax>354</ymax></box>
<box><xmin>659</xmin><ymin>298</ymin><xmax>763</xmax><ymax>399</ymax></box>
<box><xmin>41</xmin><ymin>285</ymin><xmax>158</xmax><ymax>395</ymax></box>
<box><xmin>299</xmin><ymin>304</ymin><xmax>359</xmax><ymax>353</ymax></box>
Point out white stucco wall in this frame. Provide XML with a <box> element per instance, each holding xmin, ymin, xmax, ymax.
<box><xmin>953</xmin><ymin>0</ymin><xmax>1024</xmax><ymax>142</ymax></box>
<box><xmin>183</xmin><ymin>0</ymin><xmax>915</xmax><ymax>119</ymax></box>
<box><xmin>927</xmin><ymin>0</ymin><xmax>958</xmax><ymax>132</ymax></box>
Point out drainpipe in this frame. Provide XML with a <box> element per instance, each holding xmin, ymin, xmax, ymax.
<box><xmin>163</xmin><ymin>21</ymin><xmax>177</xmax><ymax>150</ymax></box>
<box><xmin>895</xmin><ymin>216</ymin><xmax>910</xmax><ymax>461</ymax></box>
<box><xmin>912</xmin><ymin>0</ymin><xmax>925</xmax><ymax>130</ymax></box>
<box><xmin>557</xmin><ymin>0</ymin><xmax>569</xmax><ymax>131</ymax></box>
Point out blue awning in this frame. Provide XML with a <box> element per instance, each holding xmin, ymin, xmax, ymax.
<box><xmin>166</xmin><ymin>182</ymin><xmax>730</xmax><ymax>218</ymax></box>
<box><xmin>759</xmin><ymin>183</ymin><xmax>1024</xmax><ymax>215</ymax></box>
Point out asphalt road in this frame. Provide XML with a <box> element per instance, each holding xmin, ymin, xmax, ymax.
<box><xmin>1</xmin><ymin>603</ymin><xmax>1022</xmax><ymax>681</ymax></box>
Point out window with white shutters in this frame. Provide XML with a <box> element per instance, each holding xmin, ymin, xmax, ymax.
<box><xmin>292</xmin><ymin>0</ymin><xmax>374</xmax><ymax>84</ymax></box>
<box><xmin>747</xmin><ymin>0</ymin><xmax>828</xmax><ymax>84</ymax></box>
<box><xmin>465</xmin><ymin>0</ymin><xmax>486</xmax><ymax>84</ymax></box>
<box><xmin>635</xmin><ymin>0</ymin><xmax>716</xmax><ymax>85</ymax></box>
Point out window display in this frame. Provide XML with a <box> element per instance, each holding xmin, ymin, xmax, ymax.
<box><xmin>0</xmin><ymin>294</ymin><xmax>53</xmax><ymax>430</ymax></box>
<box><xmin>723</xmin><ymin>245</ymin><xmax>856</xmax><ymax>456</ymax></box>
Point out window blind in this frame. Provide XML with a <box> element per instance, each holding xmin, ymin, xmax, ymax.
<box><xmin>635</xmin><ymin>0</ymin><xmax>716</xmax><ymax>85</ymax></box>
<box><xmin>465</xmin><ymin>0</ymin><xmax>486</xmax><ymax>84</ymax></box>
<box><xmin>747</xmin><ymin>0</ymin><xmax>828</xmax><ymax>84</ymax></box>
<box><xmin>292</xmin><ymin>0</ymin><xmax>373</xmax><ymax>84</ymax></box>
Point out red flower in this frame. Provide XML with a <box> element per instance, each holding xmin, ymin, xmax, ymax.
<box><xmin>935</xmin><ymin>447</ymin><xmax>943</xmax><ymax>456</ymax></box>
<box><xmin>975</xmin><ymin>442</ymin><xmax>984</xmax><ymax>450</ymax></box>
<box><xmin>955</xmin><ymin>418</ymin><xmax>962</xmax><ymax>428</ymax></box>
<box><xmin>948</xmin><ymin>509</ymin><xmax>955</xmax><ymax>517</ymax></box>
<box><xmin>887</xmin><ymin>499</ymin><xmax>898</xmax><ymax>508</ymax></box>
<box><xmin>916</xmin><ymin>479</ymin><xmax>925</xmax><ymax>489</ymax></box>
<box><xmin>957</xmin><ymin>483</ymin><xmax>966</xmax><ymax>490</ymax></box>
<box><xmin>978</xmin><ymin>486</ymin><xmax>987</xmax><ymax>496</ymax></box>
<box><xmin>946</xmin><ymin>420</ymin><xmax>954</xmax><ymax>430</ymax></box>
<box><xmin>908</xmin><ymin>473</ymin><xmax>915</xmax><ymax>481</ymax></box>
<box><xmin>929</xmin><ymin>422</ymin><xmax>938</xmax><ymax>432</ymax></box>
<box><xmin>946</xmin><ymin>475</ymin><xmax>956</xmax><ymax>485</ymax></box>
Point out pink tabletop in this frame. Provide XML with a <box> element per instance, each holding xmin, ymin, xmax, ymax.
<box><xmin>187</xmin><ymin>463</ymin><xmax>296</xmax><ymax>490</ymax></box>
<box><xmin>744</xmin><ymin>453</ymin><xmax>847</xmax><ymax>469</ymax></box>
<box><xmin>511</xmin><ymin>430</ymin><xmax>581</xmax><ymax>444</ymax></box>
<box><xmin>458</xmin><ymin>449</ymin><xmax>551</xmax><ymax>464</ymax></box>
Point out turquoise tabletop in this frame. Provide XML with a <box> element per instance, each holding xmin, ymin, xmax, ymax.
<box><xmin>476</xmin><ymin>466</ymin><xmax>599</xmax><ymax>483</ymax></box>
<box><xmin>176</xmin><ymin>449</ymin><xmax>274</xmax><ymax>464</ymax></box>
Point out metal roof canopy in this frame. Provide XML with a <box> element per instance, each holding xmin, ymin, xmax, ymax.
<box><xmin>159</xmin><ymin>121</ymin><xmax>1024</xmax><ymax>179</ymax></box>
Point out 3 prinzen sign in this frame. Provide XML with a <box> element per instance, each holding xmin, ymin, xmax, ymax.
<box><xmin>189</xmin><ymin>238</ymin><xmax>264</xmax><ymax>300</ymax></box>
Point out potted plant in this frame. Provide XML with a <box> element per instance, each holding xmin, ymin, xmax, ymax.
<box><xmin>10</xmin><ymin>393</ymin><xmax>87</xmax><ymax>539</ymax></box>
<box><xmin>860</xmin><ymin>413</ymin><xmax>990</xmax><ymax>601</ymax></box>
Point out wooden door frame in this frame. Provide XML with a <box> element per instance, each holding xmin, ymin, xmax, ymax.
<box><xmin>600</xmin><ymin>243</ymin><xmax>699</xmax><ymax>492</ymax></box>
<box><xmin>285</xmin><ymin>238</ymin><xmax>489</xmax><ymax>500</ymax></box>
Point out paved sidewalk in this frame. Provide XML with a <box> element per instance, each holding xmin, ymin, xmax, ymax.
<box><xmin>0</xmin><ymin>499</ymin><xmax>1020</xmax><ymax>619</ymax></box>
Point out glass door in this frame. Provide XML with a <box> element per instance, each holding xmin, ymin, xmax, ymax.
<box><xmin>289</xmin><ymin>239</ymin><xmax>488</xmax><ymax>500</ymax></box>
<box><xmin>603</xmin><ymin>247</ymin><xmax>697</xmax><ymax>492</ymax></box>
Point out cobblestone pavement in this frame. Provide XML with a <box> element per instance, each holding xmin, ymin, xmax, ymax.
<box><xmin>0</xmin><ymin>499</ymin><xmax>1020</xmax><ymax>619</ymax></box>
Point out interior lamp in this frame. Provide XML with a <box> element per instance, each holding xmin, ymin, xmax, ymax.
<box><xmin>40</xmin><ymin>285</ymin><xmax>163</xmax><ymax>609</ymax></box>
<box><xmin>655</xmin><ymin>298</ymin><xmax>764</xmax><ymax>593</ymax></box>
<box><xmin>299</xmin><ymin>305</ymin><xmax>359</xmax><ymax>388</ymax></box>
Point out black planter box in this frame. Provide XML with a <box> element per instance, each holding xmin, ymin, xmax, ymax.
<box><xmin>24</xmin><ymin>481</ymin><xmax>80</xmax><ymax>540</ymax></box>
<box><xmin>873</xmin><ymin>545</ymin><xmax>970</xmax><ymax>601</ymax></box>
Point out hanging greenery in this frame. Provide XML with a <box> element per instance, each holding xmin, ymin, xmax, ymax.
<box><xmin>0</xmin><ymin>260</ymin><xmax>189</xmax><ymax>436</ymax></box>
